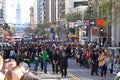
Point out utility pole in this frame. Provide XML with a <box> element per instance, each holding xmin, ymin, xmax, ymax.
<box><xmin>108</xmin><ymin>0</ymin><xmax>112</xmax><ymax>47</ymax></box>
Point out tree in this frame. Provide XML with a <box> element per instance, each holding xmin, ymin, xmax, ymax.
<box><xmin>23</xmin><ymin>27</ymin><xmax>33</xmax><ymax>34</ymax></box>
<box><xmin>37</xmin><ymin>23</ymin><xmax>45</xmax><ymax>35</ymax></box>
<box><xmin>9</xmin><ymin>26</ymin><xmax>15</xmax><ymax>35</ymax></box>
<box><xmin>3</xmin><ymin>23</ymin><xmax>10</xmax><ymax>31</ymax></box>
<box><xmin>65</xmin><ymin>11</ymin><xmax>82</xmax><ymax>22</ymax></box>
<box><xmin>95</xmin><ymin>0</ymin><xmax>120</xmax><ymax>23</ymax></box>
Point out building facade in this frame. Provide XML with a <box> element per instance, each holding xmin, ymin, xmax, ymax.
<box><xmin>33</xmin><ymin>0</ymin><xmax>39</xmax><ymax>27</ymax></box>
<box><xmin>30</xmin><ymin>7</ymin><xmax>34</xmax><ymax>29</ymax></box>
<box><xmin>0</xmin><ymin>0</ymin><xmax>5</xmax><ymax>25</ymax></box>
<box><xmin>15</xmin><ymin>0</ymin><xmax>23</xmax><ymax>36</ymax></box>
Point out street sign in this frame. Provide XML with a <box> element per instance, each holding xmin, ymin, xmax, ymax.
<box><xmin>76</xmin><ymin>20</ymin><xmax>82</xmax><ymax>26</ymax></box>
<box><xmin>90</xmin><ymin>20</ymin><xmax>96</xmax><ymax>26</ymax></box>
<box><xmin>84</xmin><ymin>20</ymin><xmax>89</xmax><ymax>26</ymax></box>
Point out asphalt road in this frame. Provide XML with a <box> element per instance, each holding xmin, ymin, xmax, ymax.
<box><xmin>30</xmin><ymin>58</ymin><xmax>115</xmax><ymax>80</ymax></box>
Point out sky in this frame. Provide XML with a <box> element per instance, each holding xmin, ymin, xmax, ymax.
<box><xmin>6</xmin><ymin>0</ymin><xmax>33</xmax><ymax>24</ymax></box>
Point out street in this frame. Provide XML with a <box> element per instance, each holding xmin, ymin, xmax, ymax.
<box><xmin>30</xmin><ymin>58</ymin><xmax>115</xmax><ymax>80</ymax></box>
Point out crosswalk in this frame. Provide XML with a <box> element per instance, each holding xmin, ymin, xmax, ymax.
<box><xmin>29</xmin><ymin>63</ymin><xmax>80</xmax><ymax>80</ymax></box>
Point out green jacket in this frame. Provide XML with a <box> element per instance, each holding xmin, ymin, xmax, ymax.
<box><xmin>42</xmin><ymin>51</ymin><xmax>48</xmax><ymax>63</ymax></box>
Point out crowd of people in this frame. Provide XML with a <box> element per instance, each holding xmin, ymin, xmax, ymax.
<box><xmin>0</xmin><ymin>41</ymin><xmax>70</xmax><ymax>80</ymax></box>
<box><xmin>0</xmin><ymin>40</ymin><xmax>120</xmax><ymax>80</ymax></box>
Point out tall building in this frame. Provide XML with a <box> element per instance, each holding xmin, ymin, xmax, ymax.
<box><xmin>15</xmin><ymin>0</ymin><xmax>23</xmax><ymax>36</ymax></box>
<box><xmin>29</xmin><ymin>7</ymin><xmax>34</xmax><ymax>29</ymax></box>
<box><xmin>58</xmin><ymin>0</ymin><xmax>88</xmax><ymax>19</ymax></box>
<box><xmin>33</xmin><ymin>0</ymin><xmax>59</xmax><ymax>24</ymax></box>
<box><xmin>39</xmin><ymin>0</ymin><xmax>44</xmax><ymax>23</ymax></box>
<box><xmin>0</xmin><ymin>0</ymin><xmax>5</xmax><ymax>38</ymax></box>
<box><xmin>33</xmin><ymin>0</ymin><xmax>50</xmax><ymax>24</ymax></box>
<box><xmin>33</xmin><ymin>0</ymin><xmax>43</xmax><ymax>27</ymax></box>
<box><xmin>50</xmin><ymin>0</ymin><xmax>58</xmax><ymax>23</ymax></box>
<box><xmin>0</xmin><ymin>0</ymin><xmax>5</xmax><ymax>26</ymax></box>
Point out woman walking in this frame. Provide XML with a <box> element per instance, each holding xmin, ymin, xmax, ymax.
<box><xmin>98</xmin><ymin>51</ymin><xmax>108</xmax><ymax>80</ymax></box>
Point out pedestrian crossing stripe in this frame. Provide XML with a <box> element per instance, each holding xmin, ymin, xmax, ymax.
<box><xmin>68</xmin><ymin>72</ymin><xmax>80</xmax><ymax>80</ymax></box>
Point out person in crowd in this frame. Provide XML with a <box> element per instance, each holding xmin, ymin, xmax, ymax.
<box><xmin>65</xmin><ymin>44</ymin><xmax>71</xmax><ymax>58</ymax></box>
<box><xmin>9</xmin><ymin>48</ymin><xmax>16</xmax><ymax>59</ymax></box>
<box><xmin>0</xmin><ymin>55</ymin><xmax>4</xmax><ymax>80</ymax></box>
<box><xmin>3</xmin><ymin>48</ymin><xmax>10</xmax><ymax>59</ymax></box>
<box><xmin>115</xmin><ymin>54</ymin><xmax>120</xmax><ymax>72</ymax></box>
<box><xmin>22</xmin><ymin>51</ymin><xmax>30</xmax><ymax>64</ymax></box>
<box><xmin>98</xmin><ymin>51</ymin><xmax>108</xmax><ymax>80</ymax></box>
<box><xmin>2</xmin><ymin>59</ymin><xmax>17</xmax><ymax>75</ymax></box>
<box><xmin>20</xmin><ymin>71</ymin><xmax>40</xmax><ymax>80</ymax></box>
<box><xmin>52</xmin><ymin>48</ymin><xmax>60</xmax><ymax>74</ymax></box>
<box><xmin>4</xmin><ymin>66</ymin><xmax>25</xmax><ymax>80</ymax></box>
<box><xmin>33</xmin><ymin>51</ymin><xmax>41</xmax><ymax>71</ymax></box>
<box><xmin>4</xmin><ymin>62</ymin><xmax>29</xmax><ymax>80</ymax></box>
<box><xmin>18</xmin><ymin>62</ymin><xmax>29</xmax><ymax>73</ymax></box>
<box><xmin>108</xmin><ymin>50</ymin><xmax>114</xmax><ymax>74</ymax></box>
<box><xmin>39</xmin><ymin>48</ymin><xmax>43</xmax><ymax>72</ymax></box>
<box><xmin>83</xmin><ymin>50</ymin><xmax>89</xmax><ymax>68</ymax></box>
<box><xmin>51</xmin><ymin>48</ymin><xmax>55</xmax><ymax>73</ymax></box>
<box><xmin>0</xmin><ymin>55</ymin><xmax>3</xmax><ymax>70</ymax></box>
<box><xmin>42</xmin><ymin>47</ymin><xmax>49</xmax><ymax>74</ymax></box>
<box><xmin>91</xmin><ymin>50</ymin><xmax>99</xmax><ymax>76</ymax></box>
<box><xmin>79</xmin><ymin>48</ymin><xmax>84</xmax><ymax>67</ymax></box>
<box><xmin>60</xmin><ymin>49</ymin><xmax>68</xmax><ymax>77</ymax></box>
<box><xmin>75</xmin><ymin>47</ymin><xmax>80</xmax><ymax>63</ymax></box>
<box><xmin>16</xmin><ymin>49</ymin><xmax>22</xmax><ymax>65</ymax></box>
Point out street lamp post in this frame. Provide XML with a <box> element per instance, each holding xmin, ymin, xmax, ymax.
<box><xmin>88</xmin><ymin>1</ymin><xmax>92</xmax><ymax>42</ymax></box>
<box><xmin>81</xmin><ymin>10</ymin><xmax>85</xmax><ymax>40</ymax></box>
<box><xmin>79</xmin><ymin>6</ymin><xmax>86</xmax><ymax>41</ymax></box>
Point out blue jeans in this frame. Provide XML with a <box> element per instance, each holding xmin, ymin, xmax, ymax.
<box><xmin>100</xmin><ymin>65</ymin><xmax>107</xmax><ymax>77</ymax></box>
<box><xmin>84</xmin><ymin>59</ymin><xmax>89</xmax><ymax>68</ymax></box>
<box><xmin>43</xmin><ymin>62</ymin><xmax>47</xmax><ymax>73</ymax></box>
<box><xmin>34</xmin><ymin>64</ymin><xmax>39</xmax><ymax>71</ymax></box>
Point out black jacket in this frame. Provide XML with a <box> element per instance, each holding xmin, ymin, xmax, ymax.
<box><xmin>60</xmin><ymin>54</ymin><xmax>68</xmax><ymax>67</ymax></box>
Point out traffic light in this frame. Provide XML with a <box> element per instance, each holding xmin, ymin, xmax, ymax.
<box><xmin>100</xmin><ymin>27</ymin><xmax>104</xmax><ymax>36</ymax></box>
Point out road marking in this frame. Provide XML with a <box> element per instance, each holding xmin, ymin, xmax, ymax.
<box><xmin>68</xmin><ymin>72</ymin><xmax>80</xmax><ymax>80</ymax></box>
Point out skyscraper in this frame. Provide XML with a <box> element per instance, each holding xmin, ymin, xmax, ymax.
<box><xmin>15</xmin><ymin>0</ymin><xmax>23</xmax><ymax>36</ymax></box>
